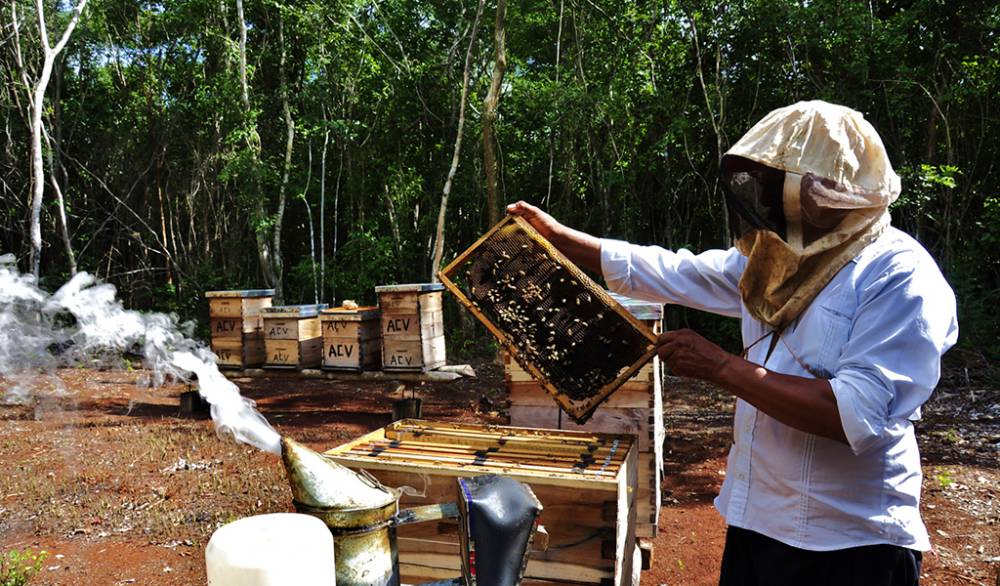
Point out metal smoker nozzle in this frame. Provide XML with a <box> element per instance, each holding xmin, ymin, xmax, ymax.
<box><xmin>281</xmin><ymin>436</ymin><xmax>395</xmax><ymax>510</ymax></box>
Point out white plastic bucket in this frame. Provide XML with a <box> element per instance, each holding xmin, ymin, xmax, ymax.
<box><xmin>206</xmin><ymin>513</ymin><xmax>335</xmax><ymax>586</ymax></box>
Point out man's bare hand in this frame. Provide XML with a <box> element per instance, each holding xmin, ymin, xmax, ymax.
<box><xmin>657</xmin><ymin>329</ymin><xmax>733</xmax><ymax>383</ymax></box>
<box><xmin>505</xmin><ymin>201</ymin><xmax>564</xmax><ymax>241</ymax></box>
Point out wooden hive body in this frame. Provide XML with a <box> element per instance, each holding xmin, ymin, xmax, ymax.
<box><xmin>325</xmin><ymin>420</ymin><xmax>638</xmax><ymax>586</ymax></box>
<box><xmin>506</xmin><ymin>293</ymin><xmax>664</xmax><ymax>539</ymax></box>
<box><xmin>320</xmin><ymin>306</ymin><xmax>382</xmax><ymax>371</ymax></box>
<box><xmin>262</xmin><ymin>304</ymin><xmax>328</xmax><ymax>369</ymax></box>
<box><xmin>375</xmin><ymin>283</ymin><xmax>446</xmax><ymax>372</ymax></box>
<box><xmin>205</xmin><ymin>289</ymin><xmax>273</xmax><ymax>369</ymax></box>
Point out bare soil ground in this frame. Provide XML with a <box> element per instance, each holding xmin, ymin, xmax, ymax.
<box><xmin>0</xmin><ymin>355</ymin><xmax>996</xmax><ymax>586</ymax></box>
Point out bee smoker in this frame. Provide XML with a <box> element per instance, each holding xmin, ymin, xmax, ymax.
<box><xmin>282</xmin><ymin>438</ymin><xmax>543</xmax><ymax>586</ymax></box>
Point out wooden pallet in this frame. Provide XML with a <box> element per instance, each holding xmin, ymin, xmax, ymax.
<box><xmin>325</xmin><ymin>420</ymin><xmax>638</xmax><ymax>586</ymax></box>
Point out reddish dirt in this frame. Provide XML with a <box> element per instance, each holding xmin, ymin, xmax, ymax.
<box><xmin>0</xmin><ymin>362</ymin><xmax>995</xmax><ymax>586</ymax></box>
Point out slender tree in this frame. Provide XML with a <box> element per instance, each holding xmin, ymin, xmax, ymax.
<box><xmin>273</xmin><ymin>11</ymin><xmax>295</xmax><ymax>303</ymax></box>
<box><xmin>26</xmin><ymin>0</ymin><xmax>88</xmax><ymax>278</ymax></box>
<box><xmin>431</xmin><ymin>0</ymin><xmax>486</xmax><ymax>280</ymax></box>
<box><xmin>482</xmin><ymin>0</ymin><xmax>507</xmax><ymax>226</ymax></box>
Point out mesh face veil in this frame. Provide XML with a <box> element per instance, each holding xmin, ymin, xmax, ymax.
<box><xmin>721</xmin><ymin>156</ymin><xmax>787</xmax><ymax>242</ymax></box>
<box><xmin>721</xmin><ymin>100</ymin><xmax>901</xmax><ymax>331</ymax></box>
<box><xmin>721</xmin><ymin>158</ymin><xmax>861</xmax><ymax>251</ymax></box>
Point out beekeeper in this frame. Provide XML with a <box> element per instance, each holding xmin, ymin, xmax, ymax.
<box><xmin>508</xmin><ymin>100</ymin><xmax>957</xmax><ymax>585</ymax></box>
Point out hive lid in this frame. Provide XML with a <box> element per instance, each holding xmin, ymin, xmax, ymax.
<box><xmin>374</xmin><ymin>283</ymin><xmax>445</xmax><ymax>293</ymax></box>
<box><xmin>438</xmin><ymin>215</ymin><xmax>657</xmax><ymax>424</ymax></box>
<box><xmin>205</xmin><ymin>289</ymin><xmax>275</xmax><ymax>299</ymax></box>
<box><xmin>607</xmin><ymin>291</ymin><xmax>664</xmax><ymax>321</ymax></box>
<box><xmin>262</xmin><ymin>304</ymin><xmax>328</xmax><ymax>318</ymax></box>
<box><xmin>320</xmin><ymin>306</ymin><xmax>381</xmax><ymax>321</ymax></box>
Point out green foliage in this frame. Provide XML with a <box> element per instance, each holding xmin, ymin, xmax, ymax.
<box><xmin>330</xmin><ymin>229</ymin><xmax>398</xmax><ymax>306</ymax></box>
<box><xmin>445</xmin><ymin>317</ymin><xmax>500</xmax><ymax>361</ymax></box>
<box><xmin>0</xmin><ymin>548</ymin><xmax>47</xmax><ymax>586</ymax></box>
<box><xmin>933</xmin><ymin>468</ymin><xmax>955</xmax><ymax>490</ymax></box>
<box><xmin>1</xmin><ymin>0</ymin><xmax>996</xmax><ymax>355</ymax></box>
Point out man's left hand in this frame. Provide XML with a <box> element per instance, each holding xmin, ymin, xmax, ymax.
<box><xmin>656</xmin><ymin>329</ymin><xmax>733</xmax><ymax>383</ymax></box>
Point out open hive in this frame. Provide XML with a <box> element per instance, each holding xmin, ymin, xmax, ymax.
<box><xmin>439</xmin><ymin>215</ymin><xmax>657</xmax><ymax>423</ymax></box>
<box><xmin>325</xmin><ymin>420</ymin><xmax>638</xmax><ymax>586</ymax></box>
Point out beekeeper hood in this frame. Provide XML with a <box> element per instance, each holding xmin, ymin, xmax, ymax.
<box><xmin>721</xmin><ymin>100</ymin><xmax>900</xmax><ymax>331</ymax></box>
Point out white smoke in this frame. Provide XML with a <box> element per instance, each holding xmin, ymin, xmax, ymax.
<box><xmin>0</xmin><ymin>254</ymin><xmax>281</xmax><ymax>454</ymax></box>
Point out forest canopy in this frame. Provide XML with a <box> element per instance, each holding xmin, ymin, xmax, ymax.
<box><xmin>1</xmin><ymin>0</ymin><xmax>997</xmax><ymax>356</ymax></box>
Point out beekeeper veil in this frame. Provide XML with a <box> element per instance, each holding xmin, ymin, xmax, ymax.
<box><xmin>721</xmin><ymin>101</ymin><xmax>901</xmax><ymax>331</ymax></box>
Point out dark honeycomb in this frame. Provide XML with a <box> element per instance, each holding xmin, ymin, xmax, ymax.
<box><xmin>449</xmin><ymin>220</ymin><xmax>652</xmax><ymax>403</ymax></box>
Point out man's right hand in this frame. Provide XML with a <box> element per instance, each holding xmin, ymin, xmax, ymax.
<box><xmin>505</xmin><ymin>201</ymin><xmax>603</xmax><ymax>274</ymax></box>
<box><xmin>505</xmin><ymin>201</ymin><xmax>565</xmax><ymax>241</ymax></box>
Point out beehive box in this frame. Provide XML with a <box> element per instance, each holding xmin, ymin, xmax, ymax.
<box><xmin>319</xmin><ymin>306</ymin><xmax>382</xmax><ymax>371</ymax></box>
<box><xmin>507</xmin><ymin>293</ymin><xmax>664</xmax><ymax>539</ymax></box>
<box><xmin>375</xmin><ymin>283</ymin><xmax>446</xmax><ymax>372</ymax></box>
<box><xmin>262</xmin><ymin>304</ymin><xmax>328</xmax><ymax>369</ymax></box>
<box><xmin>438</xmin><ymin>215</ymin><xmax>656</xmax><ymax>422</ymax></box>
<box><xmin>325</xmin><ymin>420</ymin><xmax>638</xmax><ymax>586</ymax></box>
<box><xmin>205</xmin><ymin>289</ymin><xmax>273</xmax><ymax>369</ymax></box>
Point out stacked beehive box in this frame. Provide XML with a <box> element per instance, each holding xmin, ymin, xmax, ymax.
<box><xmin>375</xmin><ymin>283</ymin><xmax>446</xmax><ymax>372</ymax></box>
<box><xmin>205</xmin><ymin>289</ymin><xmax>273</xmax><ymax>369</ymax></box>
<box><xmin>506</xmin><ymin>292</ymin><xmax>664</xmax><ymax>539</ymax></box>
<box><xmin>319</xmin><ymin>306</ymin><xmax>382</xmax><ymax>371</ymax></box>
<box><xmin>325</xmin><ymin>420</ymin><xmax>638</xmax><ymax>586</ymax></box>
<box><xmin>262</xmin><ymin>304</ymin><xmax>328</xmax><ymax>369</ymax></box>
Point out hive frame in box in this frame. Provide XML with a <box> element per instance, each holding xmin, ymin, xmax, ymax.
<box><xmin>438</xmin><ymin>214</ymin><xmax>658</xmax><ymax>423</ymax></box>
<box><xmin>325</xmin><ymin>419</ymin><xmax>638</xmax><ymax>586</ymax></box>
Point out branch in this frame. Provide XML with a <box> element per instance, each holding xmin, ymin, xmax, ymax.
<box><xmin>33</xmin><ymin>0</ymin><xmax>50</xmax><ymax>53</ymax></box>
<box><xmin>51</xmin><ymin>0</ymin><xmax>89</xmax><ymax>56</ymax></box>
<box><xmin>874</xmin><ymin>78</ymin><xmax>953</xmax><ymax>164</ymax></box>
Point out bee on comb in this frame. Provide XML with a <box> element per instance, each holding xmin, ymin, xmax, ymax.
<box><xmin>439</xmin><ymin>215</ymin><xmax>656</xmax><ymax>423</ymax></box>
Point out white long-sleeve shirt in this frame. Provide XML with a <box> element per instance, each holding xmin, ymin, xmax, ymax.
<box><xmin>600</xmin><ymin>227</ymin><xmax>958</xmax><ymax>551</ymax></box>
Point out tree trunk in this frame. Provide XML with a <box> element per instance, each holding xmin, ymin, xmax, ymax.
<box><xmin>544</xmin><ymin>0</ymin><xmax>565</xmax><ymax>209</ymax></box>
<box><xmin>50</xmin><ymin>57</ymin><xmax>75</xmax><ymax>275</ymax></box>
<box><xmin>273</xmin><ymin>13</ymin><xmax>294</xmax><ymax>304</ymax></box>
<box><xmin>689</xmin><ymin>11</ymin><xmax>730</xmax><ymax>247</ymax></box>
<box><xmin>236</xmin><ymin>0</ymin><xmax>250</xmax><ymax>110</ymax></box>
<box><xmin>482</xmin><ymin>0</ymin><xmax>507</xmax><ymax>227</ymax></box>
<box><xmin>431</xmin><ymin>0</ymin><xmax>486</xmax><ymax>281</ymax></box>
<box><xmin>320</xmin><ymin>106</ymin><xmax>329</xmax><ymax>301</ymax></box>
<box><xmin>42</xmin><ymin>123</ymin><xmax>76</xmax><ymax>275</ymax></box>
<box><xmin>383</xmin><ymin>183</ymin><xmax>404</xmax><ymax>276</ymax></box>
<box><xmin>235</xmin><ymin>0</ymin><xmax>279</xmax><ymax>296</ymax></box>
<box><xmin>331</xmin><ymin>145</ymin><xmax>343</xmax><ymax>302</ymax></box>
<box><xmin>28</xmin><ymin>0</ymin><xmax>89</xmax><ymax>278</ymax></box>
<box><xmin>155</xmin><ymin>153</ymin><xmax>174</xmax><ymax>285</ymax></box>
<box><xmin>302</xmin><ymin>139</ymin><xmax>319</xmax><ymax>304</ymax></box>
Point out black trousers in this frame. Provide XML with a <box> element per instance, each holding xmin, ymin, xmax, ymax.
<box><xmin>719</xmin><ymin>526</ymin><xmax>922</xmax><ymax>586</ymax></box>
